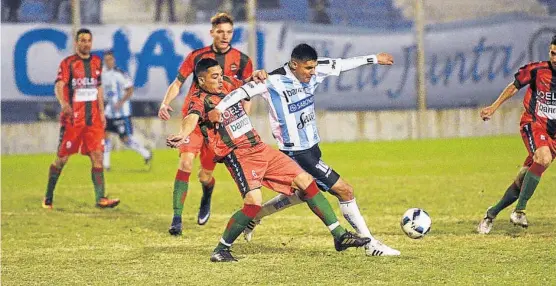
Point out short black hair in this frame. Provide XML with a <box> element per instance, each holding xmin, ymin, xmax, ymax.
<box><xmin>104</xmin><ymin>50</ymin><xmax>114</xmax><ymax>57</ymax></box>
<box><xmin>194</xmin><ymin>58</ymin><xmax>220</xmax><ymax>79</ymax></box>
<box><xmin>211</xmin><ymin>12</ymin><xmax>233</xmax><ymax>26</ymax></box>
<box><xmin>552</xmin><ymin>35</ymin><xmax>556</xmax><ymax>46</ymax></box>
<box><xmin>76</xmin><ymin>28</ymin><xmax>92</xmax><ymax>40</ymax></box>
<box><xmin>291</xmin><ymin>44</ymin><xmax>318</xmax><ymax>62</ymax></box>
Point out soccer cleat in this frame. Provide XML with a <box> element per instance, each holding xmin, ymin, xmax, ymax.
<box><xmin>197</xmin><ymin>188</ymin><xmax>213</xmax><ymax>226</ymax></box>
<box><xmin>42</xmin><ymin>197</ymin><xmax>53</xmax><ymax>209</ymax></box>
<box><xmin>168</xmin><ymin>216</ymin><xmax>182</xmax><ymax>236</ymax></box>
<box><xmin>477</xmin><ymin>207</ymin><xmax>495</xmax><ymax>234</ymax></box>
<box><xmin>365</xmin><ymin>239</ymin><xmax>401</xmax><ymax>256</ymax></box>
<box><xmin>510</xmin><ymin>210</ymin><xmax>528</xmax><ymax>228</ymax></box>
<box><xmin>334</xmin><ymin>231</ymin><xmax>372</xmax><ymax>252</ymax></box>
<box><xmin>243</xmin><ymin>219</ymin><xmax>260</xmax><ymax>242</ymax></box>
<box><xmin>210</xmin><ymin>248</ymin><xmax>238</xmax><ymax>262</ymax></box>
<box><xmin>96</xmin><ymin>197</ymin><xmax>120</xmax><ymax>208</ymax></box>
<box><xmin>144</xmin><ymin>148</ymin><xmax>153</xmax><ymax>170</ymax></box>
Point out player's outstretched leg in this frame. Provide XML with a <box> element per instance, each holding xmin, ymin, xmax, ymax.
<box><xmin>211</xmin><ymin>190</ymin><xmax>262</xmax><ymax>262</ymax></box>
<box><xmin>197</xmin><ymin>169</ymin><xmax>215</xmax><ymax>225</ymax></box>
<box><xmin>122</xmin><ymin>135</ymin><xmax>152</xmax><ymax>167</ymax></box>
<box><xmin>243</xmin><ymin>190</ymin><xmax>304</xmax><ymax>241</ymax></box>
<box><xmin>43</xmin><ymin>156</ymin><xmax>68</xmax><ymax>209</ymax></box>
<box><xmin>169</xmin><ymin>152</ymin><xmax>194</xmax><ymax>235</ymax></box>
<box><xmin>294</xmin><ymin>174</ymin><xmax>370</xmax><ymax>251</ymax></box>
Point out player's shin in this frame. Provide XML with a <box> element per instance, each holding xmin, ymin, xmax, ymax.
<box><xmin>339</xmin><ymin>198</ymin><xmax>373</xmax><ymax>239</ymax></box>
<box><xmin>215</xmin><ymin>204</ymin><xmax>261</xmax><ymax>251</ymax></box>
<box><xmin>125</xmin><ymin>136</ymin><xmax>151</xmax><ymax>159</ymax></box>
<box><xmin>302</xmin><ymin>181</ymin><xmax>346</xmax><ymax>239</ymax></box>
<box><xmin>515</xmin><ymin>163</ymin><xmax>546</xmax><ymax>211</ymax></box>
<box><xmin>91</xmin><ymin>167</ymin><xmax>105</xmax><ymax>202</ymax></box>
<box><xmin>103</xmin><ymin>138</ymin><xmax>112</xmax><ymax>169</ymax></box>
<box><xmin>254</xmin><ymin>190</ymin><xmax>304</xmax><ymax>220</ymax></box>
<box><xmin>488</xmin><ymin>182</ymin><xmax>520</xmax><ymax>218</ymax></box>
<box><xmin>45</xmin><ymin>164</ymin><xmax>63</xmax><ymax>199</ymax></box>
<box><xmin>173</xmin><ymin>170</ymin><xmax>190</xmax><ymax>219</ymax></box>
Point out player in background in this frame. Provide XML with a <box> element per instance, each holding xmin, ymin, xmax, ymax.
<box><xmin>477</xmin><ymin>35</ymin><xmax>556</xmax><ymax>234</ymax></box>
<box><xmin>209</xmin><ymin>43</ymin><xmax>400</xmax><ymax>256</ymax></box>
<box><xmin>158</xmin><ymin>13</ymin><xmax>253</xmax><ymax>234</ymax></box>
<box><xmin>42</xmin><ymin>28</ymin><xmax>120</xmax><ymax>209</ymax></box>
<box><xmin>102</xmin><ymin>51</ymin><xmax>152</xmax><ymax>171</ymax></box>
<box><xmin>167</xmin><ymin>58</ymin><xmax>371</xmax><ymax>262</ymax></box>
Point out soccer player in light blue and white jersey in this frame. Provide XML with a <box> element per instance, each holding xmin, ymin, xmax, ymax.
<box><xmin>102</xmin><ymin>51</ymin><xmax>152</xmax><ymax>170</ymax></box>
<box><xmin>210</xmin><ymin>43</ymin><xmax>400</xmax><ymax>256</ymax></box>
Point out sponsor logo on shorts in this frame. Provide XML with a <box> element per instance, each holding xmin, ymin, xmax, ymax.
<box><xmin>251</xmin><ymin>170</ymin><xmax>258</xmax><ymax>179</ymax></box>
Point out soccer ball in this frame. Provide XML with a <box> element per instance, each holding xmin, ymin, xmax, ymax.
<box><xmin>400</xmin><ymin>208</ymin><xmax>431</xmax><ymax>239</ymax></box>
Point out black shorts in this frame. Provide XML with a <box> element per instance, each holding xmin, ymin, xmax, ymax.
<box><xmin>105</xmin><ymin>117</ymin><xmax>133</xmax><ymax>139</ymax></box>
<box><xmin>281</xmin><ymin>144</ymin><xmax>340</xmax><ymax>192</ymax></box>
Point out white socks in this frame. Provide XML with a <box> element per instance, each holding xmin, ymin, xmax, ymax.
<box><xmin>103</xmin><ymin>138</ymin><xmax>112</xmax><ymax>169</ymax></box>
<box><xmin>339</xmin><ymin>198</ymin><xmax>373</xmax><ymax>239</ymax></box>
<box><xmin>125</xmin><ymin>137</ymin><xmax>151</xmax><ymax>159</ymax></box>
<box><xmin>254</xmin><ymin>190</ymin><xmax>305</xmax><ymax>220</ymax></box>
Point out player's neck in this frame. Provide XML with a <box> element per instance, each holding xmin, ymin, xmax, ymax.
<box><xmin>76</xmin><ymin>52</ymin><xmax>91</xmax><ymax>59</ymax></box>
<box><xmin>212</xmin><ymin>44</ymin><xmax>230</xmax><ymax>54</ymax></box>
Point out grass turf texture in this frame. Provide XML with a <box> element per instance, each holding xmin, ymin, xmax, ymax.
<box><xmin>2</xmin><ymin>136</ymin><xmax>555</xmax><ymax>285</ymax></box>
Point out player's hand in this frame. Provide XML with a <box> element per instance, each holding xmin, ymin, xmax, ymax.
<box><xmin>251</xmin><ymin>69</ymin><xmax>268</xmax><ymax>83</ymax></box>
<box><xmin>158</xmin><ymin>103</ymin><xmax>173</xmax><ymax>121</ymax></box>
<box><xmin>166</xmin><ymin>133</ymin><xmax>185</xmax><ymax>148</ymax></box>
<box><xmin>377</xmin><ymin>53</ymin><xmax>394</xmax><ymax>65</ymax></box>
<box><xmin>61</xmin><ymin>103</ymin><xmax>73</xmax><ymax>117</ymax></box>
<box><xmin>480</xmin><ymin>106</ymin><xmax>497</xmax><ymax>121</ymax></box>
<box><xmin>208</xmin><ymin>109</ymin><xmax>223</xmax><ymax>123</ymax></box>
<box><xmin>114</xmin><ymin>101</ymin><xmax>124</xmax><ymax>111</ymax></box>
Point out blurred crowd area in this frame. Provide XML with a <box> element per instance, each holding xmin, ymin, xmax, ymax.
<box><xmin>2</xmin><ymin>0</ymin><xmax>554</xmax><ymax>27</ymax></box>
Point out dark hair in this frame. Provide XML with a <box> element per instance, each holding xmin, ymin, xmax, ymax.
<box><xmin>291</xmin><ymin>44</ymin><xmax>318</xmax><ymax>61</ymax></box>
<box><xmin>194</xmin><ymin>58</ymin><xmax>220</xmax><ymax>80</ymax></box>
<box><xmin>552</xmin><ymin>35</ymin><xmax>556</xmax><ymax>45</ymax></box>
<box><xmin>75</xmin><ymin>28</ymin><xmax>92</xmax><ymax>40</ymax></box>
<box><xmin>104</xmin><ymin>50</ymin><xmax>114</xmax><ymax>57</ymax></box>
<box><xmin>211</xmin><ymin>12</ymin><xmax>233</xmax><ymax>26</ymax></box>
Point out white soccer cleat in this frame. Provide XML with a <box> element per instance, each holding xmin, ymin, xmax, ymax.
<box><xmin>243</xmin><ymin>219</ymin><xmax>260</xmax><ymax>242</ymax></box>
<box><xmin>477</xmin><ymin>207</ymin><xmax>495</xmax><ymax>234</ymax></box>
<box><xmin>510</xmin><ymin>210</ymin><xmax>528</xmax><ymax>228</ymax></box>
<box><xmin>365</xmin><ymin>239</ymin><xmax>400</xmax><ymax>256</ymax></box>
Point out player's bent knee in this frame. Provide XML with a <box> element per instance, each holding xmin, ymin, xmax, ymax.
<box><xmin>243</xmin><ymin>188</ymin><xmax>263</xmax><ymax>206</ymax></box>
<box><xmin>198</xmin><ymin>169</ymin><xmax>213</xmax><ymax>184</ymax></box>
<box><xmin>178</xmin><ymin>156</ymin><xmax>194</xmax><ymax>172</ymax></box>
<box><xmin>293</xmin><ymin>172</ymin><xmax>313</xmax><ymax>190</ymax></box>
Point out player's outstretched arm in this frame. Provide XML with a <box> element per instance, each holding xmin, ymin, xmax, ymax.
<box><xmin>158</xmin><ymin>79</ymin><xmax>183</xmax><ymax>121</ymax></box>
<box><xmin>166</xmin><ymin>113</ymin><xmax>199</xmax><ymax>148</ymax></box>
<box><xmin>337</xmin><ymin>52</ymin><xmax>393</xmax><ymax>71</ymax></box>
<box><xmin>215</xmin><ymin>82</ymin><xmax>268</xmax><ymax>112</ymax></box>
<box><xmin>480</xmin><ymin>82</ymin><xmax>519</xmax><ymax>121</ymax></box>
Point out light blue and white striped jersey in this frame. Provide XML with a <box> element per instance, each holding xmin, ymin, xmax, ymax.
<box><xmin>254</xmin><ymin>59</ymin><xmax>341</xmax><ymax>151</ymax></box>
<box><xmin>102</xmin><ymin>67</ymin><xmax>133</xmax><ymax>118</ymax></box>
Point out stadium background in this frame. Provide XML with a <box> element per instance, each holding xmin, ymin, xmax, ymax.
<box><xmin>2</xmin><ymin>1</ymin><xmax>556</xmax><ymax>285</ymax></box>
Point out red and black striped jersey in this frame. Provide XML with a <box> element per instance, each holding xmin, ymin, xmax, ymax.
<box><xmin>56</xmin><ymin>54</ymin><xmax>103</xmax><ymax>127</ymax></box>
<box><xmin>187</xmin><ymin>76</ymin><xmax>261</xmax><ymax>160</ymax></box>
<box><xmin>514</xmin><ymin>61</ymin><xmax>556</xmax><ymax>137</ymax></box>
<box><xmin>177</xmin><ymin>45</ymin><xmax>253</xmax><ymax>115</ymax></box>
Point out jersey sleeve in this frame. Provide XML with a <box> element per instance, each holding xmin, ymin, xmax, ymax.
<box><xmin>315</xmin><ymin>58</ymin><xmax>342</xmax><ymax>83</ymax></box>
<box><xmin>176</xmin><ymin>52</ymin><xmax>196</xmax><ymax>83</ymax></box>
<box><xmin>187</xmin><ymin>94</ymin><xmax>205</xmax><ymax>118</ymax></box>
<box><xmin>118</xmin><ymin>71</ymin><xmax>134</xmax><ymax>89</ymax></box>
<box><xmin>55</xmin><ymin>59</ymin><xmax>70</xmax><ymax>84</ymax></box>
<box><xmin>513</xmin><ymin>63</ymin><xmax>535</xmax><ymax>89</ymax></box>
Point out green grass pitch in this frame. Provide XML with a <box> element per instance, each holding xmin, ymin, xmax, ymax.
<box><xmin>2</xmin><ymin>136</ymin><xmax>555</xmax><ymax>285</ymax></box>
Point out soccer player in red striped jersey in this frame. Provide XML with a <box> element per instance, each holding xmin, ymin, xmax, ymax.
<box><xmin>42</xmin><ymin>28</ymin><xmax>120</xmax><ymax>209</ymax></box>
<box><xmin>166</xmin><ymin>58</ymin><xmax>370</xmax><ymax>262</ymax></box>
<box><xmin>477</xmin><ymin>35</ymin><xmax>556</xmax><ymax>234</ymax></box>
<box><xmin>157</xmin><ymin>13</ymin><xmax>254</xmax><ymax>234</ymax></box>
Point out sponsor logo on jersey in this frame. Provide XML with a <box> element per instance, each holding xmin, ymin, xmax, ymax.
<box><xmin>297</xmin><ymin>111</ymin><xmax>315</xmax><ymax>129</ymax></box>
<box><xmin>537</xmin><ymin>91</ymin><xmax>556</xmax><ymax>105</ymax></box>
<box><xmin>288</xmin><ymin>95</ymin><xmax>314</xmax><ymax>113</ymax></box>
<box><xmin>72</xmin><ymin>77</ymin><xmax>98</xmax><ymax>88</ymax></box>
<box><xmin>230</xmin><ymin>63</ymin><xmax>238</xmax><ymax>71</ymax></box>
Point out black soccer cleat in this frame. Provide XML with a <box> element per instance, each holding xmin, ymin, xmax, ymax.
<box><xmin>168</xmin><ymin>216</ymin><xmax>182</xmax><ymax>236</ymax></box>
<box><xmin>197</xmin><ymin>187</ymin><xmax>214</xmax><ymax>225</ymax></box>
<box><xmin>334</xmin><ymin>231</ymin><xmax>372</xmax><ymax>251</ymax></box>
<box><xmin>210</xmin><ymin>248</ymin><xmax>237</xmax><ymax>262</ymax></box>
